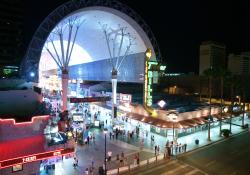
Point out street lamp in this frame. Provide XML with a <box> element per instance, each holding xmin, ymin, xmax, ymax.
<box><xmin>236</xmin><ymin>95</ymin><xmax>241</xmax><ymax>105</ymax></box>
<box><xmin>103</xmin><ymin>128</ymin><xmax>108</xmax><ymax>175</ymax></box>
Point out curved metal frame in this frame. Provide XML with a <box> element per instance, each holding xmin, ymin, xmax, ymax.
<box><xmin>20</xmin><ymin>0</ymin><xmax>162</xmax><ymax>82</ymax></box>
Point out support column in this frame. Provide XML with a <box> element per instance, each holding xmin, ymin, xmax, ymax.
<box><xmin>76</xmin><ymin>79</ymin><xmax>81</xmax><ymax>97</ymax></box>
<box><xmin>111</xmin><ymin>69</ymin><xmax>118</xmax><ymax>121</ymax></box>
<box><xmin>62</xmin><ymin>69</ymin><xmax>69</xmax><ymax>111</ymax></box>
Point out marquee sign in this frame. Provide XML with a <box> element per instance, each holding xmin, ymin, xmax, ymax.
<box><xmin>0</xmin><ymin>148</ymin><xmax>74</xmax><ymax>169</ymax></box>
<box><xmin>69</xmin><ymin>96</ymin><xmax>111</xmax><ymax>103</ymax></box>
<box><xmin>144</xmin><ymin>60</ymin><xmax>158</xmax><ymax>107</ymax></box>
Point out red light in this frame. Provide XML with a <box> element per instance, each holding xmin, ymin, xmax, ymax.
<box><xmin>0</xmin><ymin>148</ymin><xmax>74</xmax><ymax>169</ymax></box>
<box><xmin>0</xmin><ymin>115</ymin><xmax>49</xmax><ymax>125</ymax></box>
<box><xmin>69</xmin><ymin>96</ymin><xmax>111</xmax><ymax>103</ymax></box>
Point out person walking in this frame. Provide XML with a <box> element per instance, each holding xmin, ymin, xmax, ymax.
<box><xmin>107</xmin><ymin>151</ymin><xmax>112</xmax><ymax>161</ymax></box>
<box><xmin>91</xmin><ymin>157</ymin><xmax>94</xmax><ymax>169</ymax></box>
<box><xmin>133</xmin><ymin>154</ymin><xmax>137</xmax><ymax>165</ymax></box>
<box><xmin>92</xmin><ymin>133</ymin><xmax>95</xmax><ymax>144</ymax></box>
<box><xmin>157</xmin><ymin>145</ymin><xmax>160</xmax><ymax>155</ymax></box>
<box><xmin>87</xmin><ymin>136</ymin><xmax>90</xmax><ymax>145</ymax></box>
<box><xmin>73</xmin><ymin>157</ymin><xmax>78</xmax><ymax>168</ymax></box>
<box><xmin>184</xmin><ymin>143</ymin><xmax>187</xmax><ymax>152</ymax></box>
<box><xmin>85</xmin><ymin>168</ymin><xmax>89</xmax><ymax>174</ymax></box>
<box><xmin>89</xmin><ymin>167</ymin><xmax>93</xmax><ymax>175</ymax></box>
<box><xmin>137</xmin><ymin>153</ymin><xmax>140</xmax><ymax>165</ymax></box>
<box><xmin>109</xmin><ymin>132</ymin><xmax>112</xmax><ymax>140</ymax></box>
<box><xmin>175</xmin><ymin>145</ymin><xmax>178</xmax><ymax>154</ymax></box>
<box><xmin>154</xmin><ymin>145</ymin><xmax>157</xmax><ymax>155</ymax></box>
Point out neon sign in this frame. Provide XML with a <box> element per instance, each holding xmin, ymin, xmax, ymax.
<box><xmin>0</xmin><ymin>115</ymin><xmax>49</xmax><ymax>125</ymax></box>
<box><xmin>69</xmin><ymin>96</ymin><xmax>111</xmax><ymax>103</ymax></box>
<box><xmin>144</xmin><ymin>61</ymin><xmax>158</xmax><ymax>107</ymax></box>
<box><xmin>0</xmin><ymin>148</ymin><xmax>74</xmax><ymax>169</ymax></box>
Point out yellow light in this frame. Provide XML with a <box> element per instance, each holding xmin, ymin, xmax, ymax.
<box><xmin>67</xmin><ymin>132</ymin><xmax>73</xmax><ymax>137</ymax></box>
<box><xmin>223</xmin><ymin>107</ymin><xmax>228</xmax><ymax>113</ymax></box>
<box><xmin>152</xmin><ymin>110</ymin><xmax>157</xmax><ymax>117</ymax></box>
<box><xmin>145</xmin><ymin>48</ymin><xmax>152</xmax><ymax>59</ymax></box>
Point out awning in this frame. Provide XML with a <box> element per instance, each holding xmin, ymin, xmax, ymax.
<box><xmin>127</xmin><ymin>113</ymin><xmax>190</xmax><ymax>129</ymax></box>
<box><xmin>126</xmin><ymin>112</ymin><xmax>234</xmax><ymax>129</ymax></box>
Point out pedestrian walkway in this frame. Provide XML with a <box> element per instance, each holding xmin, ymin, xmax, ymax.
<box><xmin>128</xmin><ymin>159</ymin><xmax>207</xmax><ymax>175</ymax></box>
<box><xmin>43</xmin><ymin>114</ymin><xmax>249</xmax><ymax>174</ymax></box>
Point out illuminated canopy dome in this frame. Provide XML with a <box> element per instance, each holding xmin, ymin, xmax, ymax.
<box><xmin>21</xmin><ymin>0</ymin><xmax>161</xmax><ymax>82</ymax></box>
<box><xmin>40</xmin><ymin>9</ymin><xmax>147</xmax><ymax>72</ymax></box>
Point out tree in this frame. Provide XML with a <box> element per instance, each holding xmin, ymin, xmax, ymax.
<box><xmin>203</xmin><ymin>67</ymin><xmax>215</xmax><ymax>141</ymax></box>
<box><xmin>214</xmin><ymin>67</ymin><xmax>231</xmax><ymax>136</ymax></box>
<box><xmin>225</xmin><ymin>74</ymin><xmax>238</xmax><ymax>133</ymax></box>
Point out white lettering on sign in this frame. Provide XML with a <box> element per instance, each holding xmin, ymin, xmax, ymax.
<box><xmin>22</xmin><ymin>156</ymin><xmax>36</xmax><ymax>163</ymax></box>
<box><xmin>53</xmin><ymin>151</ymin><xmax>61</xmax><ymax>156</ymax></box>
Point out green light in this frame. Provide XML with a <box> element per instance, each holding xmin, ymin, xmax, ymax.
<box><xmin>3</xmin><ymin>69</ymin><xmax>12</xmax><ymax>75</ymax></box>
<box><xmin>160</xmin><ymin>66</ymin><xmax>166</xmax><ymax>71</ymax></box>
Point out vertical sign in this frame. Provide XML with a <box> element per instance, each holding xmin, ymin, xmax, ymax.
<box><xmin>146</xmin><ymin>61</ymin><xmax>158</xmax><ymax>106</ymax></box>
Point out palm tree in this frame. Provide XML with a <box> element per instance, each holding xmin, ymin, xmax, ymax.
<box><xmin>226</xmin><ymin>74</ymin><xmax>238</xmax><ymax>133</ymax></box>
<box><xmin>203</xmin><ymin>67</ymin><xmax>215</xmax><ymax>141</ymax></box>
<box><xmin>214</xmin><ymin>68</ymin><xmax>231</xmax><ymax>136</ymax></box>
<box><xmin>235</xmin><ymin>75</ymin><xmax>250</xmax><ymax>127</ymax></box>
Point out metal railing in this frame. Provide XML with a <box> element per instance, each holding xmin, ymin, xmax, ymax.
<box><xmin>107</xmin><ymin>154</ymin><xmax>166</xmax><ymax>175</ymax></box>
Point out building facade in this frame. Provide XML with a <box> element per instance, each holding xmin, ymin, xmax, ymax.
<box><xmin>0</xmin><ymin>0</ymin><xmax>24</xmax><ymax>66</ymax></box>
<box><xmin>199</xmin><ymin>41</ymin><xmax>226</xmax><ymax>75</ymax></box>
<box><xmin>228</xmin><ymin>52</ymin><xmax>250</xmax><ymax>75</ymax></box>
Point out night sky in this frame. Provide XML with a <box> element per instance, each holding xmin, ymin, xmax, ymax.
<box><xmin>24</xmin><ymin>0</ymin><xmax>250</xmax><ymax>74</ymax></box>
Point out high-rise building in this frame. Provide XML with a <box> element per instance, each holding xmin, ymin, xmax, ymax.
<box><xmin>228</xmin><ymin>52</ymin><xmax>250</xmax><ymax>75</ymax></box>
<box><xmin>0</xmin><ymin>0</ymin><xmax>24</xmax><ymax>66</ymax></box>
<box><xmin>199</xmin><ymin>41</ymin><xmax>226</xmax><ymax>75</ymax></box>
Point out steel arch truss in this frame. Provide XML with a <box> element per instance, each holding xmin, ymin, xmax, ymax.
<box><xmin>20</xmin><ymin>0</ymin><xmax>162</xmax><ymax>82</ymax></box>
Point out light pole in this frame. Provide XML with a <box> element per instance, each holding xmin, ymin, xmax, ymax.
<box><xmin>103</xmin><ymin>128</ymin><xmax>108</xmax><ymax>175</ymax></box>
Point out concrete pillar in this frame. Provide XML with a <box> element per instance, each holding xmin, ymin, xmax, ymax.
<box><xmin>112</xmin><ymin>69</ymin><xmax>118</xmax><ymax>120</ymax></box>
<box><xmin>62</xmin><ymin>69</ymin><xmax>69</xmax><ymax>111</ymax></box>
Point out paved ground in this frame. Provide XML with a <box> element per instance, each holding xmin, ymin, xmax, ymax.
<box><xmin>41</xmin><ymin>128</ymin><xmax>155</xmax><ymax>175</ymax></box>
<box><xmin>40</xmin><ymin>114</ymin><xmax>250</xmax><ymax>175</ymax></box>
<box><xmin>127</xmin><ymin>160</ymin><xmax>206</xmax><ymax>175</ymax></box>
<box><xmin>179</xmin><ymin>131</ymin><xmax>250</xmax><ymax>175</ymax></box>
